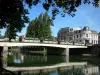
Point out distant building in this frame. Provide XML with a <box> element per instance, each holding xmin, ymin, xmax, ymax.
<box><xmin>73</xmin><ymin>26</ymin><xmax>98</xmax><ymax>44</ymax></box>
<box><xmin>57</xmin><ymin>26</ymin><xmax>98</xmax><ymax>45</ymax></box>
<box><xmin>57</xmin><ymin>27</ymin><xmax>82</xmax><ymax>42</ymax></box>
<box><xmin>58</xmin><ymin>27</ymin><xmax>70</xmax><ymax>41</ymax></box>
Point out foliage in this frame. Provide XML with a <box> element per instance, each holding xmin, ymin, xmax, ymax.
<box><xmin>26</xmin><ymin>12</ymin><xmax>52</xmax><ymax>41</ymax></box>
<box><xmin>4</xmin><ymin>25</ymin><xmax>17</xmax><ymax>42</ymax></box>
<box><xmin>0</xmin><ymin>0</ymin><xmax>29</xmax><ymax>31</ymax></box>
<box><xmin>0</xmin><ymin>0</ymin><xmax>100</xmax><ymax>31</ymax></box>
<box><xmin>26</xmin><ymin>20</ymin><xmax>36</xmax><ymax>38</ymax></box>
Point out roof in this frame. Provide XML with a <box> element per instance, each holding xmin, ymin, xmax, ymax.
<box><xmin>91</xmin><ymin>30</ymin><xmax>98</xmax><ymax>34</ymax></box>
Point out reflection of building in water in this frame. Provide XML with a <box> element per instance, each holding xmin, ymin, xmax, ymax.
<box><xmin>13</xmin><ymin>52</ymin><xmax>47</xmax><ymax>64</ymax></box>
<box><xmin>58</xmin><ymin>26</ymin><xmax>98</xmax><ymax>45</ymax></box>
<box><xmin>21</xmin><ymin>54</ymin><xmax>24</xmax><ymax>61</ymax></box>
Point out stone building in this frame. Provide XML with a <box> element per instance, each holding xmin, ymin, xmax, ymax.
<box><xmin>57</xmin><ymin>27</ymin><xmax>82</xmax><ymax>42</ymax></box>
<box><xmin>57</xmin><ymin>27</ymin><xmax>70</xmax><ymax>41</ymax></box>
<box><xmin>57</xmin><ymin>26</ymin><xmax>98</xmax><ymax>45</ymax></box>
<box><xmin>73</xmin><ymin>26</ymin><xmax>98</xmax><ymax>44</ymax></box>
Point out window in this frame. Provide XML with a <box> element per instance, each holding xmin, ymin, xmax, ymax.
<box><xmin>86</xmin><ymin>34</ymin><xmax>88</xmax><ymax>37</ymax></box>
<box><xmin>96</xmin><ymin>41</ymin><xmax>98</xmax><ymax>44</ymax></box>
<box><xmin>77</xmin><ymin>35</ymin><xmax>78</xmax><ymax>38</ymax></box>
<box><xmin>94</xmin><ymin>40</ymin><xmax>95</xmax><ymax>44</ymax></box>
<box><xmin>74</xmin><ymin>36</ymin><xmax>75</xmax><ymax>39</ymax></box>
<box><xmin>80</xmin><ymin>34</ymin><xmax>81</xmax><ymax>38</ymax></box>
<box><xmin>92</xmin><ymin>40</ymin><xmax>93</xmax><ymax>44</ymax></box>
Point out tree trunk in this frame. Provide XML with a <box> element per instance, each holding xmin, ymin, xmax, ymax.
<box><xmin>9</xmin><ymin>38</ymin><xmax>11</xmax><ymax>42</ymax></box>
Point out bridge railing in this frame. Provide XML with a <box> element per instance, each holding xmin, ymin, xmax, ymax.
<box><xmin>0</xmin><ymin>38</ymin><xmax>88</xmax><ymax>46</ymax></box>
<box><xmin>21</xmin><ymin>39</ymin><xmax>86</xmax><ymax>46</ymax></box>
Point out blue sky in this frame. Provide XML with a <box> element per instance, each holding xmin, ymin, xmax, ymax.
<box><xmin>0</xmin><ymin>3</ymin><xmax>100</xmax><ymax>37</ymax></box>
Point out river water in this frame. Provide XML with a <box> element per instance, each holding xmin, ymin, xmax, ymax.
<box><xmin>7</xmin><ymin>50</ymin><xmax>100</xmax><ymax>75</ymax></box>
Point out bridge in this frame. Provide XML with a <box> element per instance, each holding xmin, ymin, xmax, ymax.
<box><xmin>0</xmin><ymin>42</ymin><xmax>87</xmax><ymax>68</ymax></box>
<box><xmin>0</xmin><ymin>42</ymin><xmax>87</xmax><ymax>48</ymax></box>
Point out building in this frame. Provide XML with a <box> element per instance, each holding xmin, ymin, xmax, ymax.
<box><xmin>73</xmin><ymin>26</ymin><xmax>98</xmax><ymax>44</ymax></box>
<box><xmin>58</xmin><ymin>26</ymin><xmax>98</xmax><ymax>45</ymax></box>
<box><xmin>58</xmin><ymin>27</ymin><xmax>70</xmax><ymax>41</ymax></box>
<box><xmin>57</xmin><ymin>27</ymin><xmax>82</xmax><ymax>42</ymax></box>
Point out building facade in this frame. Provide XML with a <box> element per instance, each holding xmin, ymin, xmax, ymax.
<box><xmin>57</xmin><ymin>27</ymin><xmax>70</xmax><ymax>41</ymax></box>
<box><xmin>58</xmin><ymin>26</ymin><xmax>98</xmax><ymax>45</ymax></box>
<box><xmin>57</xmin><ymin>27</ymin><xmax>82</xmax><ymax>42</ymax></box>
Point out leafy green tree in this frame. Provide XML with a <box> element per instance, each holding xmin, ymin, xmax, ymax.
<box><xmin>37</xmin><ymin>13</ymin><xmax>44</xmax><ymax>39</ymax></box>
<box><xmin>26</xmin><ymin>20</ymin><xmax>35</xmax><ymax>38</ymax></box>
<box><xmin>26</xmin><ymin>12</ymin><xmax>52</xmax><ymax>42</ymax></box>
<box><xmin>0</xmin><ymin>0</ymin><xmax>29</xmax><ymax>32</ymax></box>
<box><xmin>26</xmin><ymin>18</ymin><xmax>38</xmax><ymax>38</ymax></box>
<box><xmin>0</xmin><ymin>0</ymin><xmax>99</xmax><ymax>31</ymax></box>
<box><xmin>5</xmin><ymin>25</ymin><xmax>17</xmax><ymax>42</ymax></box>
<box><xmin>43</xmin><ymin>12</ymin><xmax>52</xmax><ymax>39</ymax></box>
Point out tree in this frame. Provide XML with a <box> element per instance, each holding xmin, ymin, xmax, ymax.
<box><xmin>37</xmin><ymin>13</ymin><xmax>44</xmax><ymax>40</ymax></box>
<box><xmin>26</xmin><ymin>12</ymin><xmax>52</xmax><ymax>42</ymax></box>
<box><xmin>0</xmin><ymin>0</ymin><xmax>100</xmax><ymax>31</ymax></box>
<box><xmin>5</xmin><ymin>25</ymin><xmax>17</xmax><ymax>42</ymax></box>
<box><xmin>26</xmin><ymin>20</ymin><xmax>35</xmax><ymax>38</ymax></box>
<box><xmin>26</xmin><ymin>18</ymin><xmax>38</xmax><ymax>38</ymax></box>
<box><xmin>43</xmin><ymin>12</ymin><xmax>53</xmax><ymax>39</ymax></box>
<box><xmin>0</xmin><ymin>0</ymin><xmax>29</xmax><ymax>32</ymax></box>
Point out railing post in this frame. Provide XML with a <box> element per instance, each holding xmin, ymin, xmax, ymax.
<box><xmin>2</xmin><ymin>45</ymin><xmax>8</xmax><ymax>68</ymax></box>
<box><xmin>66</xmin><ymin>47</ymin><xmax>69</xmax><ymax>63</ymax></box>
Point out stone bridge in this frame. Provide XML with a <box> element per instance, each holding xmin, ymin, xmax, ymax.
<box><xmin>0</xmin><ymin>42</ymin><xmax>87</xmax><ymax>68</ymax></box>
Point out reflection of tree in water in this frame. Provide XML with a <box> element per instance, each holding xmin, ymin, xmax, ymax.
<box><xmin>10</xmin><ymin>47</ymin><xmax>23</xmax><ymax>64</ymax></box>
<box><xmin>8</xmin><ymin>47</ymin><xmax>67</xmax><ymax>67</ymax></box>
<box><xmin>24</xmin><ymin>53</ymin><xmax>47</xmax><ymax>62</ymax></box>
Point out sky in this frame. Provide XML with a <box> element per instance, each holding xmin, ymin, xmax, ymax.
<box><xmin>0</xmin><ymin>2</ymin><xmax>100</xmax><ymax>37</ymax></box>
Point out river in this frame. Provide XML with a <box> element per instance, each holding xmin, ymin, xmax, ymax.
<box><xmin>7</xmin><ymin>50</ymin><xmax>100</xmax><ymax>75</ymax></box>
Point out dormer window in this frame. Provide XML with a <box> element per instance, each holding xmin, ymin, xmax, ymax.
<box><xmin>83</xmin><ymin>26</ymin><xmax>89</xmax><ymax>31</ymax></box>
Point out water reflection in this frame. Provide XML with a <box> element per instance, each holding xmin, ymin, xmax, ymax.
<box><xmin>8</xmin><ymin>50</ymin><xmax>66</xmax><ymax>67</ymax></box>
<box><xmin>7</xmin><ymin>48</ymin><xmax>100</xmax><ymax>75</ymax></box>
<box><xmin>50</xmin><ymin>72</ymin><xmax>59</xmax><ymax>75</ymax></box>
<box><xmin>14</xmin><ymin>53</ymin><xmax>24</xmax><ymax>64</ymax></box>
